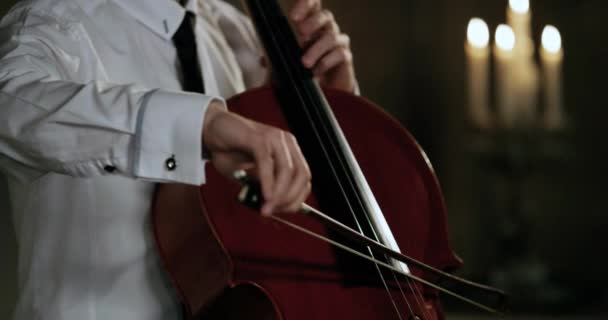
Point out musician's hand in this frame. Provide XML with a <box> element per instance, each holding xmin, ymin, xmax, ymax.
<box><xmin>290</xmin><ymin>0</ymin><xmax>357</xmax><ymax>93</ymax></box>
<box><xmin>202</xmin><ymin>101</ymin><xmax>312</xmax><ymax>216</ymax></box>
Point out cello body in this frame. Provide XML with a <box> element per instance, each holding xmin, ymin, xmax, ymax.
<box><xmin>152</xmin><ymin>87</ymin><xmax>462</xmax><ymax>320</ymax></box>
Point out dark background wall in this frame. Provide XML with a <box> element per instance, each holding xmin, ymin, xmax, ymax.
<box><xmin>1</xmin><ymin>0</ymin><xmax>606</xmax><ymax>317</ymax></box>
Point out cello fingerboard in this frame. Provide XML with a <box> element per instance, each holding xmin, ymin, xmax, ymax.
<box><xmin>242</xmin><ymin>0</ymin><xmax>410</xmax><ymax>285</ymax></box>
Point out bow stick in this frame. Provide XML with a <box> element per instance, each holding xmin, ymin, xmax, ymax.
<box><xmin>233</xmin><ymin>171</ymin><xmax>508</xmax><ymax>314</ymax></box>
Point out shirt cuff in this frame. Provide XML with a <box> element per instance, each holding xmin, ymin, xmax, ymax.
<box><xmin>133</xmin><ymin>89</ymin><xmax>225</xmax><ymax>185</ymax></box>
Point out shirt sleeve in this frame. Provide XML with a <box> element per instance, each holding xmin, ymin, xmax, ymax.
<box><xmin>0</xmin><ymin>8</ymin><xmax>219</xmax><ymax>185</ymax></box>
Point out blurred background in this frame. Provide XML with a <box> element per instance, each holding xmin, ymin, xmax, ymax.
<box><xmin>1</xmin><ymin>0</ymin><xmax>606</xmax><ymax>318</ymax></box>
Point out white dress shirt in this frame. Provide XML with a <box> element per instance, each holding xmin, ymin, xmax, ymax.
<box><xmin>0</xmin><ymin>0</ymin><xmax>266</xmax><ymax>319</ymax></box>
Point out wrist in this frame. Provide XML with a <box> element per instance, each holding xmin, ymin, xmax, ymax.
<box><xmin>202</xmin><ymin>100</ymin><xmax>226</xmax><ymax>158</ymax></box>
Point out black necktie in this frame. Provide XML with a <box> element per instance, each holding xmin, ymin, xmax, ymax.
<box><xmin>173</xmin><ymin>12</ymin><xmax>205</xmax><ymax>94</ymax></box>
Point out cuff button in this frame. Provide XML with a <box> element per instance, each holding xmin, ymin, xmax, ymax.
<box><xmin>104</xmin><ymin>165</ymin><xmax>116</xmax><ymax>173</ymax></box>
<box><xmin>165</xmin><ymin>155</ymin><xmax>177</xmax><ymax>171</ymax></box>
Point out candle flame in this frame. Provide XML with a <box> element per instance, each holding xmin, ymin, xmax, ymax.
<box><xmin>542</xmin><ymin>25</ymin><xmax>562</xmax><ymax>53</ymax></box>
<box><xmin>467</xmin><ymin>18</ymin><xmax>489</xmax><ymax>48</ymax></box>
<box><xmin>495</xmin><ymin>24</ymin><xmax>515</xmax><ymax>51</ymax></box>
<box><xmin>509</xmin><ymin>0</ymin><xmax>530</xmax><ymax>14</ymax></box>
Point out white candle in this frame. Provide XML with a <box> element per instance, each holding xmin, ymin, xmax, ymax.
<box><xmin>540</xmin><ymin>25</ymin><xmax>565</xmax><ymax>129</ymax></box>
<box><xmin>507</xmin><ymin>0</ymin><xmax>532</xmax><ymax>49</ymax></box>
<box><xmin>466</xmin><ymin>18</ymin><xmax>491</xmax><ymax>129</ymax></box>
<box><xmin>508</xmin><ymin>0</ymin><xmax>538</xmax><ymax>127</ymax></box>
<box><xmin>513</xmin><ymin>61</ymin><xmax>540</xmax><ymax>127</ymax></box>
<box><xmin>494</xmin><ymin>24</ymin><xmax>517</xmax><ymax>128</ymax></box>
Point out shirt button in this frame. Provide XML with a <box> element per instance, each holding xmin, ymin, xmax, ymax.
<box><xmin>165</xmin><ymin>155</ymin><xmax>177</xmax><ymax>171</ymax></box>
<box><xmin>104</xmin><ymin>165</ymin><xmax>116</xmax><ymax>173</ymax></box>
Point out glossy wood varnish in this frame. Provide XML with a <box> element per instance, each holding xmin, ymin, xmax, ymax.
<box><xmin>152</xmin><ymin>87</ymin><xmax>462</xmax><ymax>319</ymax></box>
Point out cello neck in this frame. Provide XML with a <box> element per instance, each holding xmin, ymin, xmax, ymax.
<box><xmin>243</xmin><ymin>0</ymin><xmax>313</xmax><ymax>88</ymax></box>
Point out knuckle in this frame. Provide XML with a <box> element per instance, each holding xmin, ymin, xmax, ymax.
<box><xmin>287</xmin><ymin>132</ymin><xmax>298</xmax><ymax>143</ymax></box>
<box><xmin>299</xmin><ymin>158</ymin><xmax>311</xmax><ymax>177</ymax></box>
<box><xmin>291</xmin><ymin>161</ymin><xmax>303</xmax><ymax>175</ymax></box>
<box><xmin>315</xmin><ymin>11</ymin><xmax>325</xmax><ymax>24</ymax></box>
<box><xmin>332</xmin><ymin>22</ymin><xmax>340</xmax><ymax>34</ymax></box>
<box><xmin>327</xmin><ymin>27</ymin><xmax>339</xmax><ymax>39</ymax></box>
<box><xmin>304</xmin><ymin>181</ymin><xmax>312</xmax><ymax>193</ymax></box>
<box><xmin>330</xmin><ymin>31</ymin><xmax>343</xmax><ymax>43</ymax></box>
<box><xmin>280</xmin><ymin>131</ymin><xmax>291</xmax><ymax>146</ymax></box>
<box><xmin>340</xmin><ymin>34</ymin><xmax>351</xmax><ymax>46</ymax></box>
<box><xmin>342</xmin><ymin>49</ymin><xmax>353</xmax><ymax>62</ymax></box>
<box><xmin>295</xmin><ymin>163</ymin><xmax>305</xmax><ymax>176</ymax></box>
<box><xmin>320</xmin><ymin>58</ymin><xmax>330</xmax><ymax>70</ymax></box>
<box><xmin>323</xmin><ymin>9</ymin><xmax>334</xmax><ymax>21</ymax></box>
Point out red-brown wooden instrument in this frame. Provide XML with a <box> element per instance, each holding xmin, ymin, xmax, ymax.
<box><xmin>152</xmin><ymin>1</ymin><xmax>505</xmax><ymax>319</ymax></box>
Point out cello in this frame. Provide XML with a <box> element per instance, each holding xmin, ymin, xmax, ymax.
<box><xmin>152</xmin><ymin>0</ymin><xmax>506</xmax><ymax>319</ymax></box>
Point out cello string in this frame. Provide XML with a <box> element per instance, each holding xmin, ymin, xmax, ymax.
<box><xmin>250</xmin><ymin>0</ymin><xmax>404</xmax><ymax>318</ymax></box>
<box><xmin>414</xmin><ymin>279</ymin><xmax>436</xmax><ymax>318</ymax></box>
<box><xmin>254</xmin><ymin>0</ymin><xmax>403</xmax><ymax>302</ymax></box>
<box><xmin>389</xmin><ymin>268</ymin><xmax>415</xmax><ymax>318</ymax></box>
<box><xmin>373</xmin><ymin>262</ymin><xmax>405</xmax><ymax>320</ymax></box>
<box><xmin>407</xmin><ymin>277</ymin><xmax>433</xmax><ymax>320</ymax></box>
<box><xmin>237</xmin><ymin>178</ymin><xmax>505</xmax><ymax>315</ymax></box>
<box><xmin>255</xmin><ymin>2</ymin><xmax>432</xmax><ymax>315</ymax></box>
<box><xmin>297</xmin><ymin>197</ymin><xmax>505</xmax><ymax>300</ymax></box>
<box><xmin>295</xmin><ymin>200</ymin><xmax>491</xmax><ymax>319</ymax></box>
<box><xmin>295</xmin><ymin>177</ymin><xmax>460</xmax><ymax>320</ymax></box>
<box><xmin>254</xmin><ymin>0</ymin><xmax>428</xmax><ymax>316</ymax></box>
<box><xmin>252</xmin><ymin>0</ymin><xmax>442</xmax><ymax>316</ymax></box>
<box><xmin>268</xmin><ymin>215</ymin><xmax>502</xmax><ymax>314</ymax></box>
<box><xmin>236</xmin><ymin>172</ymin><xmax>507</xmax><ymax>316</ymax></box>
<box><xmin>236</xmin><ymin>178</ymin><xmax>504</xmax><ymax>314</ymax></box>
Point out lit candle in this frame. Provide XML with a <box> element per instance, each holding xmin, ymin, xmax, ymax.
<box><xmin>466</xmin><ymin>18</ymin><xmax>491</xmax><ymax>129</ymax></box>
<box><xmin>540</xmin><ymin>25</ymin><xmax>564</xmax><ymax>129</ymax></box>
<box><xmin>513</xmin><ymin>61</ymin><xmax>540</xmax><ymax>127</ymax></box>
<box><xmin>494</xmin><ymin>24</ymin><xmax>517</xmax><ymax>128</ymax></box>
<box><xmin>508</xmin><ymin>0</ymin><xmax>537</xmax><ymax>127</ymax></box>
<box><xmin>507</xmin><ymin>0</ymin><xmax>532</xmax><ymax>48</ymax></box>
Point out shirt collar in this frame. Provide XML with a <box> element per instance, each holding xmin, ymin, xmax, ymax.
<box><xmin>109</xmin><ymin>0</ymin><xmax>200</xmax><ymax>40</ymax></box>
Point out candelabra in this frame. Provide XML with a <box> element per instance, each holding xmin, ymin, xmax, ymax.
<box><xmin>464</xmin><ymin>0</ymin><xmax>572</xmax><ymax>310</ymax></box>
<box><xmin>467</xmin><ymin>127</ymin><xmax>574</xmax><ymax>309</ymax></box>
